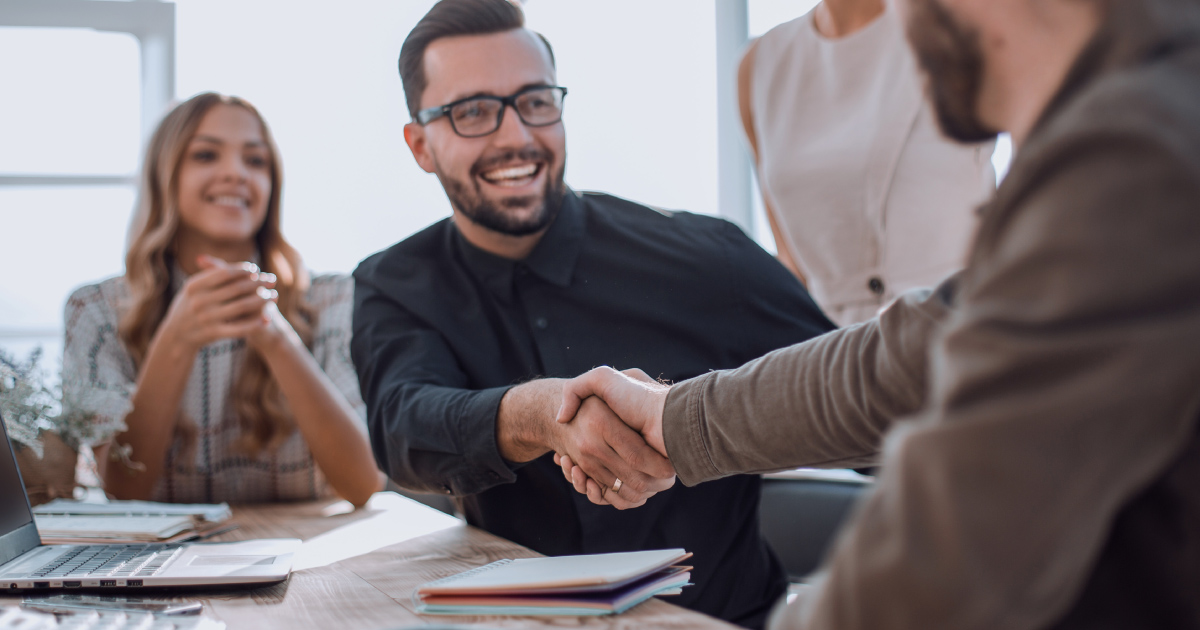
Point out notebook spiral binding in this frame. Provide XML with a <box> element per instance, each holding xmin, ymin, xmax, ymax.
<box><xmin>421</xmin><ymin>559</ymin><xmax>513</xmax><ymax>588</ymax></box>
<box><xmin>412</xmin><ymin>559</ymin><xmax>514</xmax><ymax>611</ymax></box>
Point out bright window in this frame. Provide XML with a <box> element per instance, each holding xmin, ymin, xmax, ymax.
<box><xmin>0</xmin><ymin>27</ymin><xmax>142</xmax><ymax>176</ymax></box>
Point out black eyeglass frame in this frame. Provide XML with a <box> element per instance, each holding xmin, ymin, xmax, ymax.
<box><xmin>415</xmin><ymin>85</ymin><xmax>569</xmax><ymax>138</ymax></box>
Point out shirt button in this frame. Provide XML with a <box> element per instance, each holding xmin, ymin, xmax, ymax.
<box><xmin>442</xmin><ymin>485</ymin><xmax>452</xmax><ymax>494</ymax></box>
<box><xmin>867</xmin><ymin>277</ymin><xmax>886</xmax><ymax>296</ymax></box>
<box><xmin>534</xmin><ymin>317</ymin><xmax>549</xmax><ymax>330</ymax></box>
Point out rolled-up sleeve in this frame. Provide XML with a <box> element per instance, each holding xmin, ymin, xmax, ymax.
<box><xmin>351</xmin><ymin>272</ymin><xmax>517</xmax><ymax>496</ymax></box>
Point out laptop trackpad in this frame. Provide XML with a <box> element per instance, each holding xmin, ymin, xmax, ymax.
<box><xmin>189</xmin><ymin>555</ymin><xmax>277</xmax><ymax>566</ymax></box>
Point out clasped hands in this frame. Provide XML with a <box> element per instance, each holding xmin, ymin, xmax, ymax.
<box><xmin>551</xmin><ymin>367</ymin><xmax>674</xmax><ymax>510</ymax></box>
<box><xmin>160</xmin><ymin>255</ymin><xmax>292</xmax><ymax>353</ymax></box>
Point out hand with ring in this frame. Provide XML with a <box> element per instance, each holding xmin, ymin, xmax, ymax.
<box><xmin>600</xmin><ymin>477</ymin><xmax>624</xmax><ymax>499</ymax></box>
<box><xmin>553</xmin><ymin>367</ymin><xmax>676</xmax><ymax>509</ymax></box>
<box><xmin>548</xmin><ymin>395</ymin><xmax>674</xmax><ymax>510</ymax></box>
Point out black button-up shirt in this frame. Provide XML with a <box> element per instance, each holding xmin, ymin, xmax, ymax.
<box><xmin>351</xmin><ymin>190</ymin><xmax>835</xmax><ymax>627</ymax></box>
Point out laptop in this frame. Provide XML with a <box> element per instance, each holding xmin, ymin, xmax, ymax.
<box><xmin>0</xmin><ymin>413</ymin><xmax>300</xmax><ymax>591</ymax></box>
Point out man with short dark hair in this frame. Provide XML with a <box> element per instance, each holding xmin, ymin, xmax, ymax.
<box><xmin>554</xmin><ymin>0</ymin><xmax>1200</xmax><ymax>627</ymax></box>
<box><xmin>349</xmin><ymin>0</ymin><xmax>836</xmax><ymax>627</ymax></box>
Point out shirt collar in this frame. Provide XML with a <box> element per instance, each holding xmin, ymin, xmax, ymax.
<box><xmin>454</xmin><ymin>189</ymin><xmax>585</xmax><ymax>302</ymax></box>
<box><xmin>522</xmin><ymin>189</ymin><xmax>584</xmax><ymax>288</ymax></box>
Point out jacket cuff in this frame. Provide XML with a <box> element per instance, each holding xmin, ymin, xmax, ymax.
<box><xmin>663</xmin><ymin>373</ymin><xmax>723</xmax><ymax>486</ymax></box>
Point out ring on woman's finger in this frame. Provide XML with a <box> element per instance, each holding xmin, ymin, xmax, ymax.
<box><xmin>612</xmin><ymin>478</ymin><xmax>623</xmax><ymax>493</ymax></box>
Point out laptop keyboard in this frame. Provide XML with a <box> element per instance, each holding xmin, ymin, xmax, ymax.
<box><xmin>31</xmin><ymin>545</ymin><xmax>183</xmax><ymax>579</ymax></box>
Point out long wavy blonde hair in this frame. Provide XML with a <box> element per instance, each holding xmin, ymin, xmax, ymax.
<box><xmin>120</xmin><ymin>92</ymin><xmax>313</xmax><ymax>455</ymax></box>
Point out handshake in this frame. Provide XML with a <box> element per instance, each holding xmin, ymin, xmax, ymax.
<box><xmin>549</xmin><ymin>367</ymin><xmax>676</xmax><ymax>510</ymax></box>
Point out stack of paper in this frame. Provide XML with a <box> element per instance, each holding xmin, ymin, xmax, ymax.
<box><xmin>33</xmin><ymin>499</ymin><xmax>232</xmax><ymax>523</ymax></box>
<box><xmin>32</xmin><ymin>515</ymin><xmax>195</xmax><ymax>542</ymax></box>
<box><xmin>415</xmin><ymin>549</ymin><xmax>693</xmax><ymax>616</ymax></box>
<box><xmin>31</xmin><ymin>500</ymin><xmax>232</xmax><ymax>544</ymax></box>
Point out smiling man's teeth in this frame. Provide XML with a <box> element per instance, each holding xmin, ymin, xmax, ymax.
<box><xmin>482</xmin><ymin>164</ymin><xmax>538</xmax><ymax>183</ymax></box>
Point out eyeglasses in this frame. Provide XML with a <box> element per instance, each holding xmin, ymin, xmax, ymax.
<box><xmin>416</xmin><ymin>86</ymin><xmax>568</xmax><ymax>138</ymax></box>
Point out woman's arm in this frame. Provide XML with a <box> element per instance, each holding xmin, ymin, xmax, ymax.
<box><xmin>101</xmin><ymin>324</ymin><xmax>197</xmax><ymax>498</ymax></box>
<box><xmin>248</xmin><ymin>303</ymin><xmax>385</xmax><ymax>508</ymax></box>
<box><xmin>738</xmin><ymin>38</ymin><xmax>807</xmax><ymax>284</ymax></box>
<box><xmin>103</xmin><ymin>262</ymin><xmax>276</xmax><ymax>498</ymax></box>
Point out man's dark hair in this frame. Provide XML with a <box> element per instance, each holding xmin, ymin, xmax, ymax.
<box><xmin>399</xmin><ymin>0</ymin><xmax>556</xmax><ymax>119</ymax></box>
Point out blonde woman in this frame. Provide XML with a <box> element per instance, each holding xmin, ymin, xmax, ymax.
<box><xmin>62</xmin><ymin>93</ymin><xmax>384</xmax><ymax>506</ymax></box>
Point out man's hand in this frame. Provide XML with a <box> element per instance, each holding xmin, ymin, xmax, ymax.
<box><xmin>553</xmin><ymin>367</ymin><xmax>674</xmax><ymax>508</ymax></box>
<box><xmin>550</xmin><ymin>397</ymin><xmax>675</xmax><ymax>509</ymax></box>
<box><xmin>557</xmin><ymin>367</ymin><xmax>671</xmax><ymax>455</ymax></box>
<box><xmin>495</xmin><ymin>378</ymin><xmax>674</xmax><ymax>510</ymax></box>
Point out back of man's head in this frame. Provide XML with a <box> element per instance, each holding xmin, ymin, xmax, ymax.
<box><xmin>399</xmin><ymin>0</ymin><xmax>556</xmax><ymax>119</ymax></box>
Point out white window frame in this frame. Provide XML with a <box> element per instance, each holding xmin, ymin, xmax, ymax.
<box><xmin>714</xmin><ymin>0</ymin><xmax>753</xmax><ymax>233</ymax></box>
<box><xmin>0</xmin><ymin>0</ymin><xmax>175</xmax><ymax>341</ymax></box>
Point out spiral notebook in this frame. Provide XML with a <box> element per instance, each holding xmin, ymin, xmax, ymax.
<box><xmin>414</xmin><ymin>549</ymin><xmax>693</xmax><ymax>616</ymax></box>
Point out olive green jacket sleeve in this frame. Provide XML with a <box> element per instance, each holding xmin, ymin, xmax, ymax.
<box><xmin>663</xmin><ymin>278</ymin><xmax>953</xmax><ymax>480</ymax></box>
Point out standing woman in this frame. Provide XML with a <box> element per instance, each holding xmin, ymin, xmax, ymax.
<box><xmin>740</xmin><ymin>0</ymin><xmax>995</xmax><ymax>326</ymax></box>
<box><xmin>63</xmin><ymin>92</ymin><xmax>384</xmax><ymax>506</ymax></box>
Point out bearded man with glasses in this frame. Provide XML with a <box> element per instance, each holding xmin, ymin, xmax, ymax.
<box><xmin>349</xmin><ymin>1</ymin><xmax>836</xmax><ymax>628</ymax></box>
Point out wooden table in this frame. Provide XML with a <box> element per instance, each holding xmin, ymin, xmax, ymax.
<box><xmin>5</xmin><ymin>493</ymin><xmax>736</xmax><ymax>629</ymax></box>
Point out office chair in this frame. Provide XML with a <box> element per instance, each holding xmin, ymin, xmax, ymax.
<box><xmin>759</xmin><ymin>471</ymin><xmax>870</xmax><ymax>582</ymax></box>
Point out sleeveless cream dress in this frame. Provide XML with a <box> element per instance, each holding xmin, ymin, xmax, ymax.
<box><xmin>751</xmin><ymin>6</ymin><xmax>995</xmax><ymax>326</ymax></box>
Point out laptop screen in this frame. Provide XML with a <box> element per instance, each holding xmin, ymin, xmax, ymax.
<box><xmin>0</xmin><ymin>411</ymin><xmax>39</xmax><ymax>565</ymax></box>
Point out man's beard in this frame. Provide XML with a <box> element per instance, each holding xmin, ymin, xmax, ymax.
<box><xmin>906</xmin><ymin>0</ymin><xmax>999</xmax><ymax>143</ymax></box>
<box><xmin>438</xmin><ymin>146</ymin><xmax>566</xmax><ymax>237</ymax></box>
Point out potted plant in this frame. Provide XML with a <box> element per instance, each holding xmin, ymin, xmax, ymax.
<box><xmin>0</xmin><ymin>347</ymin><xmax>80</xmax><ymax>505</ymax></box>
